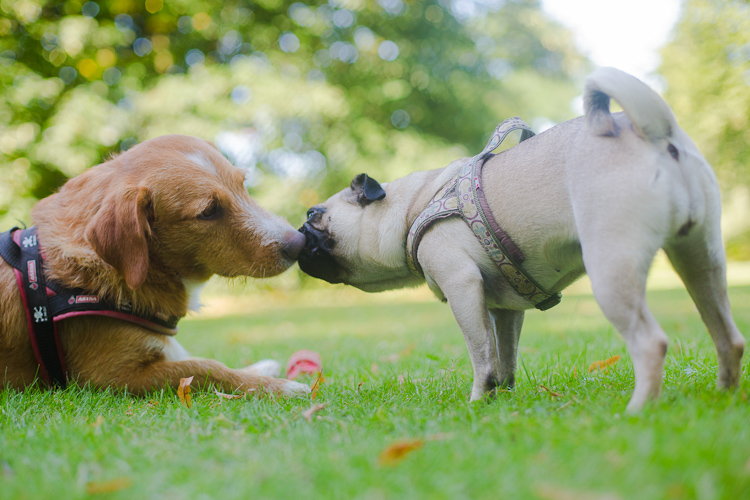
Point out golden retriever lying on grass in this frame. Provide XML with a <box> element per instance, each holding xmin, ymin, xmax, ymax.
<box><xmin>0</xmin><ymin>135</ymin><xmax>310</xmax><ymax>397</ymax></box>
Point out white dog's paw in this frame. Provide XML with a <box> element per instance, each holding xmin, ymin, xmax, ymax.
<box><xmin>281</xmin><ymin>380</ymin><xmax>312</xmax><ymax>397</ymax></box>
<box><xmin>243</xmin><ymin>359</ymin><xmax>282</xmax><ymax>378</ymax></box>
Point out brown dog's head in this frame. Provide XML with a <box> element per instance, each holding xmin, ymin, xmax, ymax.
<box><xmin>36</xmin><ymin>135</ymin><xmax>305</xmax><ymax>290</ymax></box>
<box><xmin>298</xmin><ymin>173</ymin><xmax>420</xmax><ymax>292</ymax></box>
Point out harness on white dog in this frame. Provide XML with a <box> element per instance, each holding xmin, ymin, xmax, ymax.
<box><xmin>406</xmin><ymin>117</ymin><xmax>562</xmax><ymax>311</ymax></box>
<box><xmin>0</xmin><ymin>226</ymin><xmax>179</xmax><ymax>387</ymax></box>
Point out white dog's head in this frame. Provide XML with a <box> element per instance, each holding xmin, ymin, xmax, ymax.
<box><xmin>298</xmin><ymin>173</ymin><xmax>419</xmax><ymax>292</ymax></box>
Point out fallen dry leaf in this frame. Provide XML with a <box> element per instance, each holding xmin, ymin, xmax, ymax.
<box><xmin>310</xmin><ymin>371</ymin><xmax>325</xmax><ymax>401</ymax></box>
<box><xmin>588</xmin><ymin>355</ymin><xmax>621</xmax><ymax>373</ymax></box>
<box><xmin>90</xmin><ymin>415</ymin><xmax>104</xmax><ymax>428</ymax></box>
<box><xmin>381</xmin><ymin>343</ymin><xmax>417</xmax><ymax>363</ymax></box>
<box><xmin>539</xmin><ymin>385</ymin><xmax>562</xmax><ymax>397</ymax></box>
<box><xmin>85</xmin><ymin>477</ymin><xmax>132</xmax><ymax>494</ymax></box>
<box><xmin>379</xmin><ymin>439</ymin><xmax>424</xmax><ymax>466</ymax></box>
<box><xmin>214</xmin><ymin>390</ymin><xmax>244</xmax><ymax>400</ymax></box>
<box><xmin>302</xmin><ymin>403</ymin><xmax>327</xmax><ymax>422</ymax></box>
<box><xmin>556</xmin><ymin>401</ymin><xmax>574</xmax><ymax>411</ymax></box>
<box><xmin>400</xmin><ymin>343</ymin><xmax>416</xmax><ymax>357</ymax></box>
<box><xmin>178</xmin><ymin>376</ymin><xmax>194</xmax><ymax>408</ymax></box>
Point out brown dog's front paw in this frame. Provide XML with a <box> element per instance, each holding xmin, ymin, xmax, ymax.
<box><xmin>241</xmin><ymin>359</ymin><xmax>282</xmax><ymax>378</ymax></box>
<box><xmin>277</xmin><ymin>379</ymin><xmax>312</xmax><ymax>397</ymax></box>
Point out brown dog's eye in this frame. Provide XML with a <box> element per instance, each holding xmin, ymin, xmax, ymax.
<box><xmin>198</xmin><ymin>201</ymin><xmax>221</xmax><ymax>220</ymax></box>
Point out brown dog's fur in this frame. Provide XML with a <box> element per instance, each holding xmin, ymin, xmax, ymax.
<box><xmin>0</xmin><ymin>135</ymin><xmax>310</xmax><ymax>396</ymax></box>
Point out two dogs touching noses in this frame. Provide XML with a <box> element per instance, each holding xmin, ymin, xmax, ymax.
<box><xmin>0</xmin><ymin>68</ymin><xmax>744</xmax><ymax>411</ymax></box>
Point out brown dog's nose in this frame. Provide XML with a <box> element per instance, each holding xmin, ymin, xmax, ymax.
<box><xmin>283</xmin><ymin>230</ymin><xmax>307</xmax><ymax>261</ymax></box>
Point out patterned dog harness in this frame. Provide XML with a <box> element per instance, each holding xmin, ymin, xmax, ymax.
<box><xmin>0</xmin><ymin>226</ymin><xmax>180</xmax><ymax>387</ymax></box>
<box><xmin>406</xmin><ymin>117</ymin><xmax>562</xmax><ymax>311</ymax></box>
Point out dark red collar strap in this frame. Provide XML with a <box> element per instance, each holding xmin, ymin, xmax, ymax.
<box><xmin>0</xmin><ymin>226</ymin><xmax>180</xmax><ymax>387</ymax></box>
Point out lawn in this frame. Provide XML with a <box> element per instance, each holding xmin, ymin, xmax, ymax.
<box><xmin>1</xmin><ymin>284</ymin><xmax>750</xmax><ymax>500</ymax></box>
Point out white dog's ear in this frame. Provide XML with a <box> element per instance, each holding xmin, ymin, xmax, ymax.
<box><xmin>350</xmin><ymin>173</ymin><xmax>386</xmax><ymax>206</ymax></box>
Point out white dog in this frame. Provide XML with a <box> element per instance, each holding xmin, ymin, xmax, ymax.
<box><xmin>298</xmin><ymin>68</ymin><xmax>745</xmax><ymax>412</ymax></box>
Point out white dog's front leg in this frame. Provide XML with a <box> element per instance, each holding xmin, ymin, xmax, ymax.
<box><xmin>490</xmin><ymin>308</ymin><xmax>524</xmax><ymax>388</ymax></box>
<box><xmin>425</xmin><ymin>260</ymin><xmax>498</xmax><ymax>402</ymax></box>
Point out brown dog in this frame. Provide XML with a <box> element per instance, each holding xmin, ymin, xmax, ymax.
<box><xmin>0</xmin><ymin>134</ymin><xmax>311</xmax><ymax>396</ymax></box>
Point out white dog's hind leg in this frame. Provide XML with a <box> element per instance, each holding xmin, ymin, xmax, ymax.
<box><xmin>666</xmin><ymin>230</ymin><xmax>745</xmax><ymax>389</ymax></box>
<box><xmin>581</xmin><ymin>235</ymin><xmax>668</xmax><ymax>412</ymax></box>
<box><xmin>490</xmin><ymin>309</ymin><xmax>524</xmax><ymax>388</ymax></box>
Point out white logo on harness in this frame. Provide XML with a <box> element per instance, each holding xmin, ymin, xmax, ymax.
<box><xmin>68</xmin><ymin>295</ymin><xmax>99</xmax><ymax>305</ymax></box>
<box><xmin>33</xmin><ymin>306</ymin><xmax>48</xmax><ymax>323</ymax></box>
<box><xmin>22</xmin><ymin>235</ymin><xmax>37</xmax><ymax>248</ymax></box>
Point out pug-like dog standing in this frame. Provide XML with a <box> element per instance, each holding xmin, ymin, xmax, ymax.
<box><xmin>298</xmin><ymin>68</ymin><xmax>745</xmax><ymax>412</ymax></box>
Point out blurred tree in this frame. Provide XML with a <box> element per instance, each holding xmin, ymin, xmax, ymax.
<box><xmin>660</xmin><ymin>0</ymin><xmax>750</xmax><ymax>185</ymax></box>
<box><xmin>660</xmin><ymin>0</ymin><xmax>750</xmax><ymax>260</ymax></box>
<box><xmin>0</xmin><ymin>0</ymin><xmax>585</xmax><ymax>228</ymax></box>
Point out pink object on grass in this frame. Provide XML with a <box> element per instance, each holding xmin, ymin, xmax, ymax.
<box><xmin>286</xmin><ymin>350</ymin><xmax>323</xmax><ymax>379</ymax></box>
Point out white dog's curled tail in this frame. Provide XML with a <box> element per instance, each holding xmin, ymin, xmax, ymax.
<box><xmin>584</xmin><ymin>67</ymin><xmax>678</xmax><ymax>142</ymax></box>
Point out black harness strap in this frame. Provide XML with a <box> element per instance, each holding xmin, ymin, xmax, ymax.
<box><xmin>0</xmin><ymin>226</ymin><xmax>181</xmax><ymax>388</ymax></box>
<box><xmin>17</xmin><ymin>227</ymin><xmax>67</xmax><ymax>386</ymax></box>
<box><xmin>0</xmin><ymin>227</ymin><xmax>22</xmax><ymax>270</ymax></box>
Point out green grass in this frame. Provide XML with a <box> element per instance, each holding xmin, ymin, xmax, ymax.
<box><xmin>2</xmin><ymin>286</ymin><xmax>750</xmax><ymax>499</ymax></box>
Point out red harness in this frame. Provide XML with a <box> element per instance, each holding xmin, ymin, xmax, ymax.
<box><xmin>0</xmin><ymin>226</ymin><xmax>180</xmax><ymax>387</ymax></box>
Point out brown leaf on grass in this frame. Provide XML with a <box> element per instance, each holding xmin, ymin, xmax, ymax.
<box><xmin>178</xmin><ymin>376</ymin><xmax>194</xmax><ymax>408</ymax></box>
<box><xmin>400</xmin><ymin>343</ymin><xmax>415</xmax><ymax>357</ymax></box>
<box><xmin>378</xmin><ymin>439</ymin><xmax>424</xmax><ymax>466</ymax></box>
<box><xmin>588</xmin><ymin>355</ymin><xmax>621</xmax><ymax>373</ymax></box>
<box><xmin>539</xmin><ymin>385</ymin><xmax>562</xmax><ymax>397</ymax></box>
<box><xmin>302</xmin><ymin>403</ymin><xmax>327</xmax><ymax>422</ymax></box>
<box><xmin>381</xmin><ymin>343</ymin><xmax>417</xmax><ymax>363</ymax></box>
<box><xmin>214</xmin><ymin>389</ymin><xmax>243</xmax><ymax>400</ymax></box>
<box><xmin>310</xmin><ymin>371</ymin><xmax>325</xmax><ymax>401</ymax></box>
<box><xmin>85</xmin><ymin>477</ymin><xmax>132</xmax><ymax>494</ymax></box>
<box><xmin>90</xmin><ymin>415</ymin><xmax>105</xmax><ymax>428</ymax></box>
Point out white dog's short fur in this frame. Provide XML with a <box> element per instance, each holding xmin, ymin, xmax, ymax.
<box><xmin>298</xmin><ymin>68</ymin><xmax>745</xmax><ymax>412</ymax></box>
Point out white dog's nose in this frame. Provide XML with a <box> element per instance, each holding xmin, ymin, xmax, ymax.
<box><xmin>282</xmin><ymin>231</ymin><xmax>306</xmax><ymax>260</ymax></box>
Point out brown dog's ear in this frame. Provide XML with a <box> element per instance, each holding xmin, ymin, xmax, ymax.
<box><xmin>350</xmin><ymin>173</ymin><xmax>386</xmax><ymax>206</ymax></box>
<box><xmin>85</xmin><ymin>186</ymin><xmax>152</xmax><ymax>290</ymax></box>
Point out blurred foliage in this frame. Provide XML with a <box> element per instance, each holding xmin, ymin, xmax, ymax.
<box><xmin>0</xmin><ymin>0</ymin><xmax>586</xmax><ymax>227</ymax></box>
<box><xmin>660</xmin><ymin>0</ymin><xmax>750</xmax><ymax>187</ymax></box>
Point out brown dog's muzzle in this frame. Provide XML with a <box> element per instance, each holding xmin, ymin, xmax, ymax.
<box><xmin>297</xmin><ymin>223</ymin><xmax>344</xmax><ymax>283</ymax></box>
